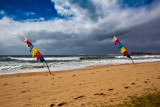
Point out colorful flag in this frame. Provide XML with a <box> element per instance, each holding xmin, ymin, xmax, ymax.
<box><xmin>36</xmin><ymin>51</ymin><xmax>42</xmax><ymax>61</ymax></box>
<box><xmin>115</xmin><ymin>40</ymin><xmax>120</xmax><ymax>45</ymax></box>
<box><xmin>121</xmin><ymin>47</ymin><xmax>126</xmax><ymax>53</ymax></box>
<box><xmin>112</xmin><ymin>36</ymin><xmax>134</xmax><ymax>64</ymax></box>
<box><xmin>23</xmin><ymin>37</ymin><xmax>44</xmax><ymax>62</ymax></box>
<box><xmin>124</xmin><ymin>51</ymin><xmax>129</xmax><ymax>56</ymax></box>
<box><xmin>118</xmin><ymin>43</ymin><xmax>123</xmax><ymax>48</ymax></box>
<box><xmin>23</xmin><ymin>37</ymin><xmax>27</xmax><ymax>45</ymax></box>
<box><xmin>112</xmin><ymin>36</ymin><xmax>117</xmax><ymax>42</ymax></box>
<box><xmin>30</xmin><ymin>44</ymin><xmax>34</xmax><ymax>52</ymax></box>
<box><xmin>23</xmin><ymin>37</ymin><xmax>51</xmax><ymax>74</ymax></box>
<box><xmin>32</xmin><ymin>47</ymin><xmax>38</xmax><ymax>57</ymax></box>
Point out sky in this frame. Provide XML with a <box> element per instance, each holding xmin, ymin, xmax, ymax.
<box><xmin>0</xmin><ymin>0</ymin><xmax>160</xmax><ymax>55</ymax></box>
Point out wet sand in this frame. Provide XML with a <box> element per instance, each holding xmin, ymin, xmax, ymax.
<box><xmin>0</xmin><ymin>62</ymin><xmax>160</xmax><ymax>107</ymax></box>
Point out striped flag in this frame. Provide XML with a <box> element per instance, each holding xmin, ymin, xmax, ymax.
<box><xmin>23</xmin><ymin>37</ymin><xmax>51</xmax><ymax>74</ymax></box>
<box><xmin>112</xmin><ymin>36</ymin><xmax>134</xmax><ymax>63</ymax></box>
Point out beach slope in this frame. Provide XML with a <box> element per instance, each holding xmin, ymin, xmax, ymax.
<box><xmin>0</xmin><ymin>62</ymin><xmax>160</xmax><ymax>107</ymax></box>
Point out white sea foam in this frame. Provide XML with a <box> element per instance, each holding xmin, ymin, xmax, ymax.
<box><xmin>115</xmin><ymin>55</ymin><xmax>160</xmax><ymax>59</ymax></box>
<box><xmin>10</xmin><ymin>57</ymin><xmax>36</xmax><ymax>61</ymax></box>
<box><xmin>10</xmin><ymin>56</ymin><xmax>80</xmax><ymax>61</ymax></box>
<box><xmin>0</xmin><ymin>55</ymin><xmax>160</xmax><ymax>75</ymax></box>
<box><xmin>44</xmin><ymin>57</ymin><xmax>80</xmax><ymax>61</ymax></box>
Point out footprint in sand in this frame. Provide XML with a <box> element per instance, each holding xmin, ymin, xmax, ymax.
<box><xmin>58</xmin><ymin>102</ymin><xmax>67</xmax><ymax>106</ymax></box>
<box><xmin>50</xmin><ymin>104</ymin><xmax>55</xmax><ymax>107</ymax></box>
<box><xmin>144</xmin><ymin>81</ymin><xmax>149</xmax><ymax>84</ymax></box>
<box><xmin>21</xmin><ymin>91</ymin><xmax>27</xmax><ymax>93</ymax></box>
<box><xmin>72</xmin><ymin>75</ymin><xmax>76</xmax><ymax>77</ymax></box>
<box><xmin>94</xmin><ymin>93</ymin><xmax>106</xmax><ymax>96</ymax></box>
<box><xmin>154</xmin><ymin>87</ymin><xmax>157</xmax><ymax>91</ymax></box>
<box><xmin>78</xmin><ymin>83</ymin><xmax>82</xmax><ymax>85</ymax></box>
<box><xmin>3</xmin><ymin>83</ymin><xmax>8</xmax><ymax>85</ymax></box>
<box><xmin>108</xmin><ymin>88</ymin><xmax>114</xmax><ymax>91</ymax></box>
<box><xmin>21</xmin><ymin>90</ymin><xmax>29</xmax><ymax>93</ymax></box>
<box><xmin>124</xmin><ymin>86</ymin><xmax>129</xmax><ymax>89</ymax></box>
<box><xmin>74</xmin><ymin>95</ymin><xmax>85</xmax><ymax>100</ymax></box>
<box><xmin>131</xmin><ymin>83</ymin><xmax>135</xmax><ymax>85</ymax></box>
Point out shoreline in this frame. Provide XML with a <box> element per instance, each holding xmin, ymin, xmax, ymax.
<box><xmin>1</xmin><ymin>55</ymin><xmax>160</xmax><ymax>76</ymax></box>
<box><xmin>0</xmin><ymin>61</ymin><xmax>159</xmax><ymax>76</ymax></box>
<box><xmin>0</xmin><ymin>61</ymin><xmax>160</xmax><ymax>106</ymax></box>
<box><xmin>0</xmin><ymin>62</ymin><xmax>140</xmax><ymax>77</ymax></box>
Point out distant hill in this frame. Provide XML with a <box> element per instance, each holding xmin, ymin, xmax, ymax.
<box><xmin>130</xmin><ymin>52</ymin><xmax>160</xmax><ymax>55</ymax></box>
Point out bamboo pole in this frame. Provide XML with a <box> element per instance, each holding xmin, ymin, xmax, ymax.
<box><xmin>130</xmin><ymin>57</ymin><xmax>135</xmax><ymax>64</ymax></box>
<box><xmin>44</xmin><ymin>60</ymin><xmax>51</xmax><ymax>75</ymax></box>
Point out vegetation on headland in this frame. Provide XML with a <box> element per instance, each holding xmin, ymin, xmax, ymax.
<box><xmin>104</xmin><ymin>91</ymin><xmax>160</xmax><ymax>107</ymax></box>
<box><xmin>130</xmin><ymin>52</ymin><xmax>160</xmax><ymax>55</ymax></box>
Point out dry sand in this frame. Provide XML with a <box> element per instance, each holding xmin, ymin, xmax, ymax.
<box><xmin>0</xmin><ymin>62</ymin><xmax>160</xmax><ymax>107</ymax></box>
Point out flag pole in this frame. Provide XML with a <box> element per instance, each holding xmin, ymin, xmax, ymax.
<box><xmin>44</xmin><ymin>60</ymin><xmax>51</xmax><ymax>75</ymax></box>
<box><xmin>130</xmin><ymin>58</ymin><xmax>135</xmax><ymax>64</ymax></box>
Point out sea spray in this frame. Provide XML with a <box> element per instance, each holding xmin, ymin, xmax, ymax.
<box><xmin>0</xmin><ymin>55</ymin><xmax>160</xmax><ymax>75</ymax></box>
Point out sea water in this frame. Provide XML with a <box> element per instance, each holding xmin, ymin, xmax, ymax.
<box><xmin>0</xmin><ymin>55</ymin><xmax>160</xmax><ymax>75</ymax></box>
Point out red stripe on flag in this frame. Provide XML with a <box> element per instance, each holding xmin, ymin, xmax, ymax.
<box><xmin>36</xmin><ymin>51</ymin><xmax>42</xmax><ymax>61</ymax></box>
<box><xmin>27</xmin><ymin>40</ymin><xmax>31</xmax><ymax>47</ymax></box>
<box><xmin>124</xmin><ymin>51</ymin><xmax>129</xmax><ymax>56</ymax></box>
<box><xmin>115</xmin><ymin>39</ymin><xmax>120</xmax><ymax>45</ymax></box>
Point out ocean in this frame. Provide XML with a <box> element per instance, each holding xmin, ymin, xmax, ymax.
<box><xmin>0</xmin><ymin>55</ymin><xmax>160</xmax><ymax>75</ymax></box>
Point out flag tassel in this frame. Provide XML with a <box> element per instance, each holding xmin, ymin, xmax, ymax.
<box><xmin>44</xmin><ymin>60</ymin><xmax>51</xmax><ymax>75</ymax></box>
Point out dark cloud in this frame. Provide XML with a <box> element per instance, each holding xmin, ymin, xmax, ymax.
<box><xmin>68</xmin><ymin>0</ymin><xmax>98</xmax><ymax>21</ymax></box>
<box><xmin>0</xmin><ymin>0</ymin><xmax>160</xmax><ymax>55</ymax></box>
<box><xmin>115</xmin><ymin>17</ymin><xmax>160</xmax><ymax>53</ymax></box>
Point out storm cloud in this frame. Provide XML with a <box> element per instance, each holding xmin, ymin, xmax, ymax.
<box><xmin>0</xmin><ymin>0</ymin><xmax>160</xmax><ymax>55</ymax></box>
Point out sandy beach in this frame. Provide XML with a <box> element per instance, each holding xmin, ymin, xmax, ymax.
<box><xmin>0</xmin><ymin>62</ymin><xmax>160</xmax><ymax>107</ymax></box>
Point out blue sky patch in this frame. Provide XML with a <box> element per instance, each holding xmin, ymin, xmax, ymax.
<box><xmin>0</xmin><ymin>0</ymin><xmax>59</xmax><ymax>21</ymax></box>
<box><xmin>63</xmin><ymin>6</ymin><xmax>71</xmax><ymax>10</ymax></box>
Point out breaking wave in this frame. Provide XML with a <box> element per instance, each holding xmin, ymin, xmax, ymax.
<box><xmin>0</xmin><ymin>55</ymin><xmax>160</xmax><ymax>75</ymax></box>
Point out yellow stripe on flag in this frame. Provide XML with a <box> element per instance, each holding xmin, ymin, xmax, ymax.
<box><xmin>32</xmin><ymin>47</ymin><xmax>38</xmax><ymax>57</ymax></box>
<box><xmin>121</xmin><ymin>47</ymin><xmax>126</xmax><ymax>53</ymax></box>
